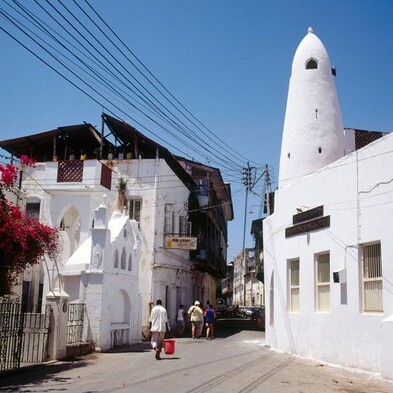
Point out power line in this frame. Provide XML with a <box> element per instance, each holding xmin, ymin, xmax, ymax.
<box><xmin>1</xmin><ymin>0</ymin><xmax>247</xmax><ymax>174</ymax></box>
<box><xmin>40</xmin><ymin>0</ymin><xmax>246</xmax><ymax>171</ymax></box>
<box><xmin>81</xmin><ymin>0</ymin><xmax>261</xmax><ymax>168</ymax></box>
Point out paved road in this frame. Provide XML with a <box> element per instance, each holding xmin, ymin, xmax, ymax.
<box><xmin>1</xmin><ymin>318</ymin><xmax>392</xmax><ymax>393</ymax></box>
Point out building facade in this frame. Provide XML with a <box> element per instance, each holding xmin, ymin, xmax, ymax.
<box><xmin>0</xmin><ymin>113</ymin><xmax>233</xmax><ymax>348</ymax></box>
<box><xmin>264</xmin><ymin>28</ymin><xmax>393</xmax><ymax>379</ymax></box>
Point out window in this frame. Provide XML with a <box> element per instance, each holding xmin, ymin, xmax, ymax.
<box><xmin>22</xmin><ymin>281</ymin><xmax>31</xmax><ymax>312</ymax></box>
<box><xmin>164</xmin><ymin>204</ymin><xmax>173</xmax><ymax>234</ymax></box>
<box><xmin>362</xmin><ymin>242</ymin><xmax>383</xmax><ymax>312</ymax></box>
<box><xmin>269</xmin><ymin>272</ymin><xmax>274</xmax><ymax>326</ymax></box>
<box><xmin>120</xmin><ymin>248</ymin><xmax>126</xmax><ymax>270</ymax></box>
<box><xmin>179</xmin><ymin>216</ymin><xmax>189</xmax><ymax>235</ymax></box>
<box><xmin>306</xmin><ymin>58</ymin><xmax>318</xmax><ymax>69</ymax></box>
<box><xmin>316</xmin><ymin>253</ymin><xmax>330</xmax><ymax>312</ymax></box>
<box><xmin>128</xmin><ymin>254</ymin><xmax>132</xmax><ymax>271</ymax></box>
<box><xmin>129</xmin><ymin>199</ymin><xmax>142</xmax><ymax>222</ymax></box>
<box><xmin>26</xmin><ymin>200</ymin><xmax>40</xmax><ymax>220</ymax></box>
<box><xmin>114</xmin><ymin>250</ymin><xmax>119</xmax><ymax>268</ymax></box>
<box><xmin>36</xmin><ymin>283</ymin><xmax>44</xmax><ymax>313</ymax></box>
<box><xmin>288</xmin><ymin>259</ymin><xmax>300</xmax><ymax>312</ymax></box>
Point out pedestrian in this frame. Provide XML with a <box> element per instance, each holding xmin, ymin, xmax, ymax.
<box><xmin>187</xmin><ymin>300</ymin><xmax>204</xmax><ymax>339</ymax></box>
<box><xmin>149</xmin><ymin>299</ymin><xmax>169</xmax><ymax>360</ymax></box>
<box><xmin>200</xmin><ymin>300</ymin><xmax>210</xmax><ymax>337</ymax></box>
<box><xmin>176</xmin><ymin>304</ymin><xmax>186</xmax><ymax>337</ymax></box>
<box><xmin>204</xmin><ymin>304</ymin><xmax>216</xmax><ymax>339</ymax></box>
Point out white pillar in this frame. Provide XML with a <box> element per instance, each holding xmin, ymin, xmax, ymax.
<box><xmin>46</xmin><ymin>289</ymin><xmax>69</xmax><ymax>360</ymax></box>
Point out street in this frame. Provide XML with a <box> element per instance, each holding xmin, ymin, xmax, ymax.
<box><xmin>1</xmin><ymin>318</ymin><xmax>392</xmax><ymax>393</ymax></box>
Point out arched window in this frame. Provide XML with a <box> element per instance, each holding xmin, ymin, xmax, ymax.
<box><xmin>114</xmin><ymin>250</ymin><xmax>119</xmax><ymax>268</ymax></box>
<box><xmin>128</xmin><ymin>254</ymin><xmax>132</xmax><ymax>271</ymax></box>
<box><xmin>306</xmin><ymin>58</ymin><xmax>318</xmax><ymax>69</ymax></box>
<box><xmin>120</xmin><ymin>248</ymin><xmax>126</xmax><ymax>270</ymax></box>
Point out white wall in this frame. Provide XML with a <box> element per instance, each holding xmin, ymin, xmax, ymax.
<box><xmin>22</xmin><ymin>156</ymin><xmax>217</xmax><ymax>347</ymax></box>
<box><xmin>264</xmin><ymin>133</ymin><xmax>393</xmax><ymax>375</ymax></box>
<box><xmin>116</xmin><ymin>158</ymin><xmax>194</xmax><ymax>332</ymax></box>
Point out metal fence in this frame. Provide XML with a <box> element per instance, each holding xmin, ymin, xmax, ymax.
<box><xmin>67</xmin><ymin>303</ymin><xmax>85</xmax><ymax>344</ymax></box>
<box><xmin>0</xmin><ymin>299</ymin><xmax>51</xmax><ymax>371</ymax></box>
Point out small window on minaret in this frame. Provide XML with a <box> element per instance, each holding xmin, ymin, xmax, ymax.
<box><xmin>306</xmin><ymin>59</ymin><xmax>318</xmax><ymax>69</ymax></box>
<box><xmin>287</xmin><ymin>153</ymin><xmax>291</xmax><ymax>159</ymax></box>
<box><xmin>318</xmin><ymin>147</ymin><xmax>322</xmax><ymax>153</ymax></box>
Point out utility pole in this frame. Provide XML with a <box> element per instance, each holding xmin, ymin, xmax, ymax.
<box><xmin>241</xmin><ymin>163</ymin><xmax>271</xmax><ymax>305</ymax></box>
<box><xmin>241</xmin><ymin>162</ymin><xmax>253</xmax><ymax>305</ymax></box>
<box><xmin>264</xmin><ymin>164</ymin><xmax>272</xmax><ymax>216</ymax></box>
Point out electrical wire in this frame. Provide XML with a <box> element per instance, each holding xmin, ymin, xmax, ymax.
<box><xmin>1</xmin><ymin>0</ymin><xmax>243</xmax><ymax>173</ymax></box>
<box><xmin>2</xmin><ymin>0</ymin><xmax>260</xmax><ymax>177</ymax></box>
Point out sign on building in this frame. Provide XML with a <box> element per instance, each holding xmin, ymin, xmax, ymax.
<box><xmin>165</xmin><ymin>236</ymin><xmax>197</xmax><ymax>250</ymax></box>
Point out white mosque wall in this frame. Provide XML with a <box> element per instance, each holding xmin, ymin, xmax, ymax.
<box><xmin>264</xmin><ymin>133</ymin><xmax>393</xmax><ymax>376</ymax></box>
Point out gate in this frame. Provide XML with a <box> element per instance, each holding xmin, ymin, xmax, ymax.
<box><xmin>0</xmin><ymin>300</ymin><xmax>24</xmax><ymax>370</ymax></box>
<box><xmin>67</xmin><ymin>303</ymin><xmax>85</xmax><ymax>343</ymax></box>
<box><xmin>21</xmin><ymin>305</ymin><xmax>51</xmax><ymax>364</ymax></box>
<box><xmin>0</xmin><ymin>299</ymin><xmax>51</xmax><ymax>371</ymax></box>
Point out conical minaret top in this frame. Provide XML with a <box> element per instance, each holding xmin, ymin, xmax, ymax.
<box><xmin>278</xmin><ymin>28</ymin><xmax>345</xmax><ymax>188</ymax></box>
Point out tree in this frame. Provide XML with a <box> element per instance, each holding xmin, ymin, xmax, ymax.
<box><xmin>0</xmin><ymin>156</ymin><xmax>58</xmax><ymax>296</ymax></box>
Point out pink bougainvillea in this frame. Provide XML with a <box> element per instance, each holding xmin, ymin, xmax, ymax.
<box><xmin>0</xmin><ymin>158</ymin><xmax>58</xmax><ymax>296</ymax></box>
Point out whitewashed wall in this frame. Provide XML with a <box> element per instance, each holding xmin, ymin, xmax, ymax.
<box><xmin>117</xmin><ymin>158</ymin><xmax>216</xmax><ymax>333</ymax></box>
<box><xmin>22</xmin><ymin>156</ymin><xmax>217</xmax><ymax>345</ymax></box>
<box><xmin>264</xmin><ymin>133</ymin><xmax>393</xmax><ymax>377</ymax></box>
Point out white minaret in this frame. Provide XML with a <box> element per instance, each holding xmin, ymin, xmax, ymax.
<box><xmin>278</xmin><ymin>27</ymin><xmax>345</xmax><ymax>188</ymax></box>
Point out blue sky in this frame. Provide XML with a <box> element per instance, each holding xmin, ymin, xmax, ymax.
<box><xmin>0</xmin><ymin>0</ymin><xmax>392</xmax><ymax>260</ymax></box>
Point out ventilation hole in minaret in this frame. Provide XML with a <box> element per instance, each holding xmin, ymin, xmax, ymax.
<box><xmin>306</xmin><ymin>58</ymin><xmax>318</xmax><ymax>69</ymax></box>
<box><xmin>287</xmin><ymin>153</ymin><xmax>291</xmax><ymax>159</ymax></box>
<box><xmin>318</xmin><ymin>147</ymin><xmax>322</xmax><ymax>153</ymax></box>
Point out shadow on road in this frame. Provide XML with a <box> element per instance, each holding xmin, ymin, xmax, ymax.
<box><xmin>213</xmin><ymin>317</ymin><xmax>264</xmax><ymax>338</ymax></box>
<box><xmin>0</xmin><ymin>358</ymin><xmax>91</xmax><ymax>389</ymax></box>
<box><xmin>105</xmin><ymin>341</ymin><xmax>152</xmax><ymax>353</ymax></box>
<box><xmin>0</xmin><ymin>318</ymin><xmax>264</xmax><ymax>390</ymax></box>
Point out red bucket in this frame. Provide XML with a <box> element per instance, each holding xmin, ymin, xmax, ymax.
<box><xmin>163</xmin><ymin>339</ymin><xmax>175</xmax><ymax>355</ymax></box>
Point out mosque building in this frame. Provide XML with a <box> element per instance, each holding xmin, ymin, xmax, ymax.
<box><xmin>263</xmin><ymin>28</ymin><xmax>393</xmax><ymax>379</ymax></box>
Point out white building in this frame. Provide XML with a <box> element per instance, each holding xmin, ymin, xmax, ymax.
<box><xmin>0</xmin><ymin>114</ymin><xmax>233</xmax><ymax>348</ymax></box>
<box><xmin>264</xmin><ymin>28</ymin><xmax>393</xmax><ymax>379</ymax></box>
<box><xmin>10</xmin><ymin>152</ymin><xmax>142</xmax><ymax>350</ymax></box>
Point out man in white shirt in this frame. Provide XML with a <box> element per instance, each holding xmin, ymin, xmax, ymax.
<box><xmin>149</xmin><ymin>299</ymin><xmax>168</xmax><ymax>360</ymax></box>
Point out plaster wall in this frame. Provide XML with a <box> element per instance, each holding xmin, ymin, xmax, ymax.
<box><xmin>264</xmin><ymin>133</ymin><xmax>393</xmax><ymax>374</ymax></box>
<box><xmin>21</xmin><ymin>156</ymin><xmax>216</xmax><ymax>346</ymax></box>
<box><xmin>116</xmin><ymin>158</ymin><xmax>197</xmax><ymax>330</ymax></box>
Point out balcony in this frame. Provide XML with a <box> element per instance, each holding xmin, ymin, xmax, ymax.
<box><xmin>23</xmin><ymin>159</ymin><xmax>113</xmax><ymax>191</ymax></box>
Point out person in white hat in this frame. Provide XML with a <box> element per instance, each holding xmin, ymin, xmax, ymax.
<box><xmin>187</xmin><ymin>301</ymin><xmax>204</xmax><ymax>339</ymax></box>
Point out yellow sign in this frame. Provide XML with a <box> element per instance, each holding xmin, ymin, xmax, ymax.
<box><xmin>165</xmin><ymin>236</ymin><xmax>197</xmax><ymax>250</ymax></box>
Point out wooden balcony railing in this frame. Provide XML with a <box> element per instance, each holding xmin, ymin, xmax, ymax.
<box><xmin>57</xmin><ymin>161</ymin><xmax>83</xmax><ymax>182</ymax></box>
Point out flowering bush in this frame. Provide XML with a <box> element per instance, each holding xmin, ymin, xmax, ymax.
<box><xmin>0</xmin><ymin>158</ymin><xmax>57</xmax><ymax>296</ymax></box>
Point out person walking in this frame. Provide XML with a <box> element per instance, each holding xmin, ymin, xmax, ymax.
<box><xmin>200</xmin><ymin>301</ymin><xmax>210</xmax><ymax>337</ymax></box>
<box><xmin>204</xmin><ymin>304</ymin><xmax>216</xmax><ymax>339</ymax></box>
<box><xmin>176</xmin><ymin>304</ymin><xmax>186</xmax><ymax>337</ymax></box>
<box><xmin>187</xmin><ymin>301</ymin><xmax>203</xmax><ymax>339</ymax></box>
<box><xmin>149</xmin><ymin>299</ymin><xmax>169</xmax><ymax>360</ymax></box>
